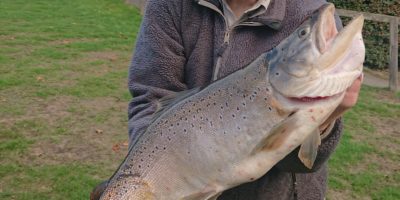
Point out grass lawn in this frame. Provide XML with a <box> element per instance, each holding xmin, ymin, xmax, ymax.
<box><xmin>0</xmin><ymin>0</ymin><xmax>399</xmax><ymax>199</ymax></box>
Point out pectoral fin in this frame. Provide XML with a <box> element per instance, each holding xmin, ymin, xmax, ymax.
<box><xmin>298</xmin><ymin>129</ymin><xmax>321</xmax><ymax>169</ymax></box>
<box><xmin>252</xmin><ymin>111</ymin><xmax>299</xmax><ymax>154</ymax></box>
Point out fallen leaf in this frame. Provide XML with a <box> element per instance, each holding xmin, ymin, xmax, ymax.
<box><xmin>62</xmin><ymin>39</ymin><xmax>71</xmax><ymax>44</ymax></box>
<box><xmin>95</xmin><ymin>129</ymin><xmax>103</xmax><ymax>134</ymax></box>
<box><xmin>36</xmin><ymin>76</ymin><xmax>45</xmax><ymax>82</ymax></box>
<box><xmin>122</xmin><ymin>141</ymin><xmax>129</xmax><ymax>147</ymax></box>
<box><xmin>112</xmin><ymin>144</ymin><xmax>120</xmax><ymax>152</ymax></box>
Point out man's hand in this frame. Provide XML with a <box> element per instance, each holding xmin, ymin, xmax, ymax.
<box><xmin>319</xmin><ymin>73</ymin><xmax>363</xmax><ymax>132</ymax></box>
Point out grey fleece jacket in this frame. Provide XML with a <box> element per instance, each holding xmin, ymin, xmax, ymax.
<box><xmin>127</xmin><ymin>0</ymin><xmax>344</xmax><ymax>199</ymax></box>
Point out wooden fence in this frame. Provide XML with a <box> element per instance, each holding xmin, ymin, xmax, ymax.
<box><xmin>337</xmin><ymin>9</ymin><xmax>399</xmax><ymax>91</ymax></box>
<box><xmin>124</xmin><ymin>0</ymin><xmax>400</xmax><ymax>91</ymax></box>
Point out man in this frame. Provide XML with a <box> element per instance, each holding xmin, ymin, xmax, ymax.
<box><xmin>91</xmin><ymin>0</ymin><xmax>362</xmax><ymax>199</ymax></box>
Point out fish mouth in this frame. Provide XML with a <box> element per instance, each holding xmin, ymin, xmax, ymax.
<box><xmin>316</xmin><ymin>6</ymin><xmax>364</xmax><ymax>70</ymax></box>
<box><xmin>271</xmin><ymin>84</ymin><xmax>345</xmax><ymax>111</ymax></box>
<box><xmin>288</xmin><ymin>92</ymin><xmax>343</xmax><ymax>103</ymax></box>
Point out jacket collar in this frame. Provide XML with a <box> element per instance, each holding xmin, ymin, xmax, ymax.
<box><xmin>195</xmin><ymin>0</ymin><xmax>287</xmax><ymax>30</ymax></box>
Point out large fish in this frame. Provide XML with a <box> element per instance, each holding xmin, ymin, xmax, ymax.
<box><xmin>98</xmin><ymin>3</ymin><xmax>365</xmax><ymax>200</ymax></box>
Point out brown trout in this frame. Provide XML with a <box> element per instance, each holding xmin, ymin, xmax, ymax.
<box><xmin>99</xmin><ymin>4</ymin><xmax>365</xmax><ymax>200</ymax></box>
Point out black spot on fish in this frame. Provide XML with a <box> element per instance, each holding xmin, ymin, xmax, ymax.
<box><xmin>268</xmin><ymin>107</ymin><xmax>272</xmax><ymax>111</ymax></box>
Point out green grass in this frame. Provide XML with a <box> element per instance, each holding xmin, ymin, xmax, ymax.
<box><xmin>0</xmin><ymin>0</ymin><xmax>140</xmax><ymax>199</ymax></box>
<box><xmin>1</xmin><ymin>0</ymin><xmax>399</xmax><ymax>199</ymax></box>
<box><xmin>0</xmin><ymin>164</ymin><xmax>103</xmax><ymax>200</ymax></box>
<box><xmin>327</xmin><ymin>86</ymin><xmax>400</xmax><ymax>199</ymax></box>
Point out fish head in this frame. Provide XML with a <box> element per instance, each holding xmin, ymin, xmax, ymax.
<box><xmin>267</xmin><ymin>3</ymin><xmax>365</xmax><ymax>110</ymax></box>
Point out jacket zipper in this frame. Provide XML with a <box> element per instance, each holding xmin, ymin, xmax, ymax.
<box><xmin>197</xmin><ymin>0</ymin><xmax>231</xmax><ymax>81</ymax></box>
<box><xmin>196</xmin><ymin>0</ymin><xmax>264</xmax><ymax>81</ymax></box>
<box><xmin>291</xmin><ymin>172</ymin><xmax>298</xmax><ymax>200</ymax></box>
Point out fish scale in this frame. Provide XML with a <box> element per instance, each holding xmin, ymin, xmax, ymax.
<box><xmin>99</xmin><ymin>3</ymin><xmax>365</xmax><ymax>200</ymax></box>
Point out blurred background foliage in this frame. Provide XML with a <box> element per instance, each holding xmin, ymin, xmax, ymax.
<box><xmin>328</xmin><ymin>0</ymin><xmax>399</xmax><ymax>70</ymax></box>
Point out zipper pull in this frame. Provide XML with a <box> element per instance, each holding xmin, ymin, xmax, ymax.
<box><xmin>223</xmin><ymin>30</ymin><xmax>230</xmax><ymax>44</ymax></box>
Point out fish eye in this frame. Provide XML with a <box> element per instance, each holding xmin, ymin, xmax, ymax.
<box><xmin>298</xmin><ymin>26</ymin><xmax>310</xmax><ymax>38</ymax></box>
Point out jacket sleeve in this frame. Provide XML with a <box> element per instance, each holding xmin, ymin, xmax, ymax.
<box><xmin>127</xmin><ymin>0</ymin><xmax>187</xmax><ymax>146</ymax></box>
<box><xmin>275</xmin><ymin>12</ymin><xmax>345</xmax><ymax>172</ymax></box>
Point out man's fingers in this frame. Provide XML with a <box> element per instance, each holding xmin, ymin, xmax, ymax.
<box><xmin>341</xmin><ymin>73</ymin><xmax>363</xmax><ymax>109</ymax></box>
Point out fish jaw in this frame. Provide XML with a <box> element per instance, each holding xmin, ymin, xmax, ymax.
<box><xmin>268</xmin><ymin>3</ymin><xmax>365</xmax><ymax>100</ymax></box>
